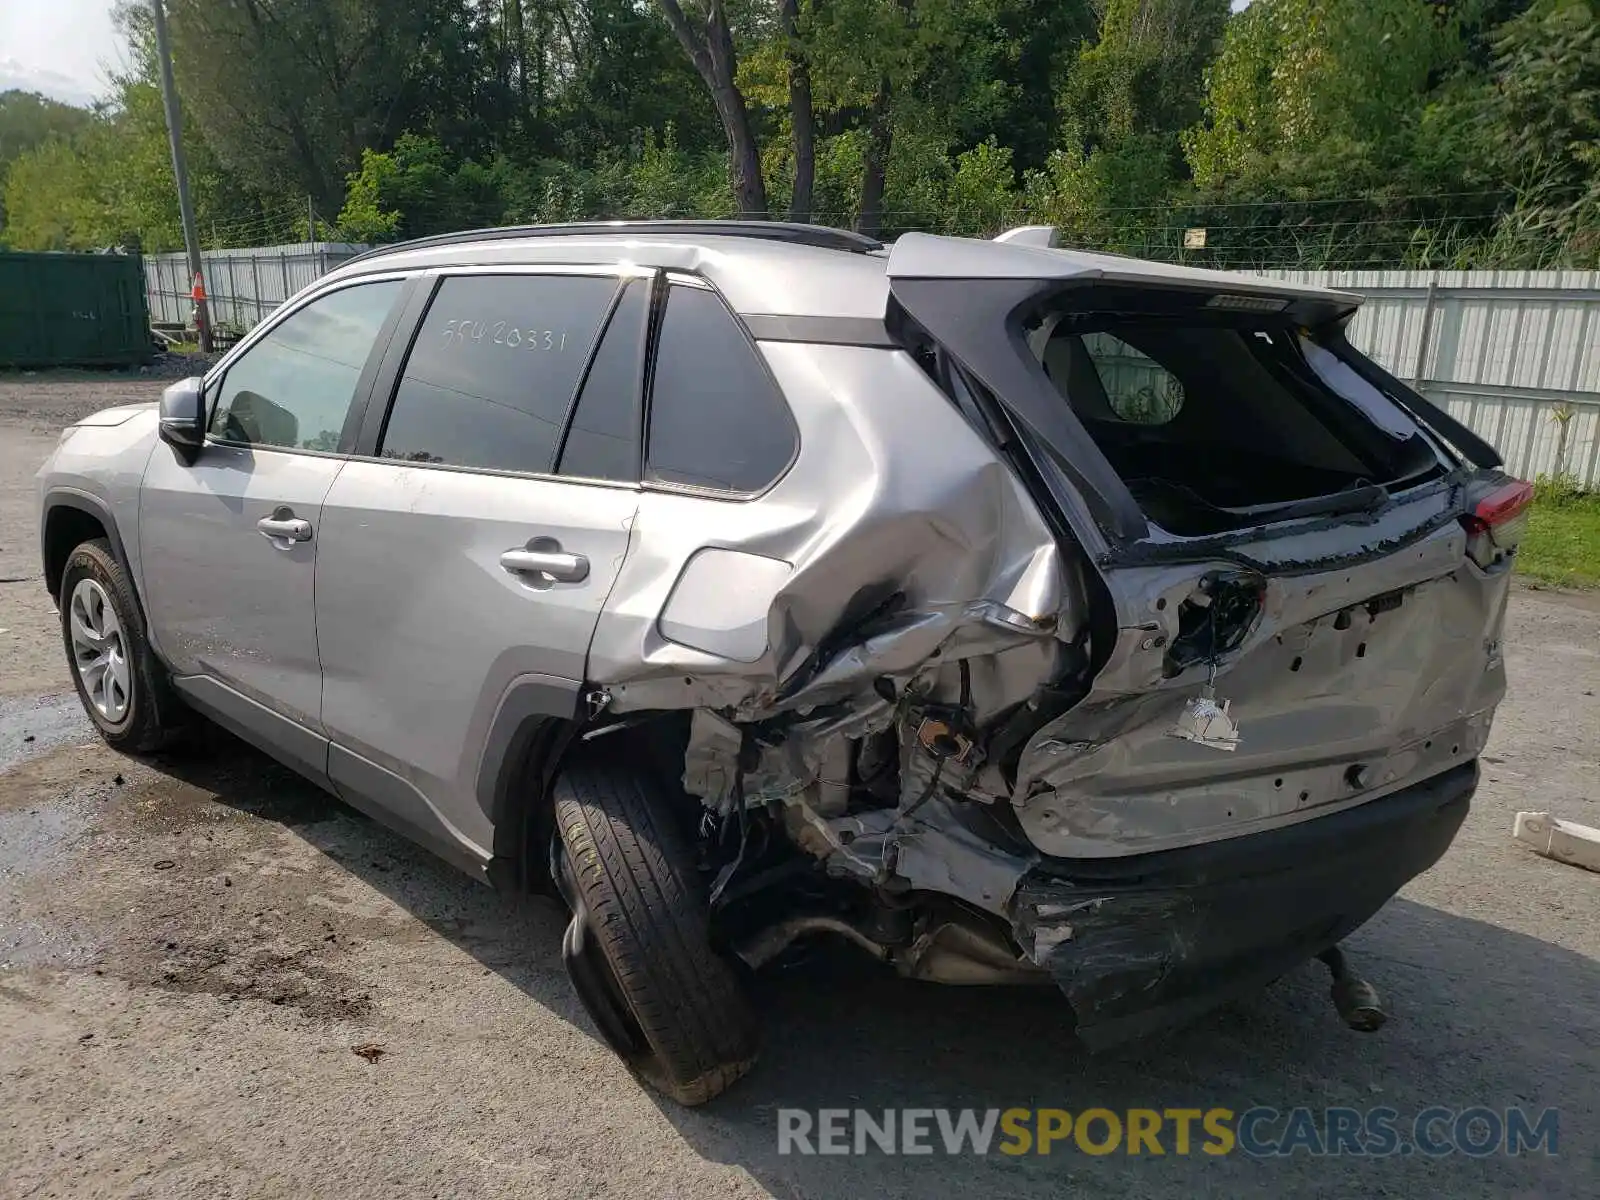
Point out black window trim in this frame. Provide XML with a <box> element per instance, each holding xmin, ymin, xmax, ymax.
<box><xmin>347</xmin><ymin>263</ymin><xmax>652</xmax><ymax>491</ymax></box>
<box><xmin>552</xmin><ymin>273</ymin><xmax>653</xmax><ymax>484</ymax></box>
<box><xmin>639</xmin><ymin>271</ymin><xmax>802</xmax><ymax>502</ymax></box>
<box><xmin>200</xmin><ymin>272</ymin><xmax>415</xmax><ymax>459</ymax></box>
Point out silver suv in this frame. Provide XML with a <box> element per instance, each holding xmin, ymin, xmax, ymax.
<box><xmin>38</xmin><ymin>221</ymin><xmax>1526</xmax><ymax>1104</ymax></box>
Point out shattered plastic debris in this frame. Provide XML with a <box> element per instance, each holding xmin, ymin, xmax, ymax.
<box><xmin>1168</xmin><ymin>691</ymin><xmax>1241</xmax><ymax>752</ymax></box>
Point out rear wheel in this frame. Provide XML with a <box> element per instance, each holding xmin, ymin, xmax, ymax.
<box><xmin>59</xmin><ymin>539</ymin><xmax>188</xmax><ymax>753</ymax></box>
<box><xmin>552</xmin><ymin>762</ymin><xmax>759</xmax><ymax>1105</ymax></box>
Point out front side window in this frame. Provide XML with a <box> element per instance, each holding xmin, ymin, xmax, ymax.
<box><xmin>646</xmin><ymin>282</ymin><xmax>797</xmax><ymax>493</ymax></box>
<box><xmin>209</xmin><ymin>280</ymin><xmax>401</xmax><ymax>451</ymax></box>
<box><xmin>378</xmin><ymin>274</ymin><xmax>618</xmax><ymax>472</ymax></box>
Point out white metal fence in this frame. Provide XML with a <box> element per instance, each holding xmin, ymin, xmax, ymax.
<box><xmin>143</xmin><ymin>242</ymin><xmax>369</xmax><ymax>334</ymax></box>
<box><xmin>1268</xmin><ymin>269</ymin><xmax>1600</xmax><ymax>488</ymax></box>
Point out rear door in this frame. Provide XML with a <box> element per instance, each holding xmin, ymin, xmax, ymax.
<box><xmin>313</xmin><ymin>267</ymin><xmax>647</xmax><ymax>869</ymax></box>
<box><xmin>140</xmin><ymin>277</ymin><xmax>406</xmax><ymax>780</ymax></box>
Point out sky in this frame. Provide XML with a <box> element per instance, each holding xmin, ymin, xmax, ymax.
<box><xmin>1</xmin><ymin>0</ymin><xmax>1253</xmax><ymax>111</ymax></box>
<box><xmin>1</xmin><ymin>0</ymin><xmax>125</xmax><ymax>107</ymax></box>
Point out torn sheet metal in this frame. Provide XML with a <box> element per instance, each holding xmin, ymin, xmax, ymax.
<box><xmin>590</xmin><ymin>340</ymin><xmax>1073</xmax><ymax>909</ymax></box>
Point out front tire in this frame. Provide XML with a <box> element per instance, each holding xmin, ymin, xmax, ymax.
<box><xmin>59</xmin><ymin>539</ymin><xmax>187</xmax><ymax>753</ymax></box>
<box><xmin>553</xmin><ymin>762</ymin><xmax>759</xmax><ymax>1105</ymax></box>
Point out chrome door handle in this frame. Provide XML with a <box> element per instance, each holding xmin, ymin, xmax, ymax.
<box><xmin>257</xmin><ymin>515</ymin><xmax>313</xmax><ymax>543</ymax></box>
<box><xmin>500</xmin><ymin>548</ymin><xmax>589</xmax><ymax>583</ymax></box>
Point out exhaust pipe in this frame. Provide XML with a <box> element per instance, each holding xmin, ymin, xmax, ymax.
<box><xmin>733</xmin><ymin>914</ymin><xmax>891</xmax><ymax>971</ymax></box>
<box><xmin>1317</xmin><ymin>945</ymin><xmax>1386</xmax><ymax>1032</ymax></box>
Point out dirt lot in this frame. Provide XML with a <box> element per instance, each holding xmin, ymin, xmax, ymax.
<box><xmin>1</xmin><ymin>374</ymin><xmax>1596</xmax><ymax>1198</ymax></box>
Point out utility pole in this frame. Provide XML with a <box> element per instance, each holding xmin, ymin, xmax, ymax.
<box><xmin>149</xmin><ymin>0</ymin><xmax>210</xmax><ymax>351</ymax></box>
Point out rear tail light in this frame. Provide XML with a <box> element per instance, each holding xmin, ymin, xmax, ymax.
<box><xmin>1461</xmin><ymin>479</ymin><xmax>1533</xmax><ymax>567</ymax></box>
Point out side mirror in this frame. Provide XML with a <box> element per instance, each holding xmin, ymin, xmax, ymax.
<box><xmin>158</xmin><ymin>377</ymin><xmax>206</xmax><ymax>460</ymax></box>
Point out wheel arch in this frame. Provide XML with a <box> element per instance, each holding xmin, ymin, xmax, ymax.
<box><xmin>480</xmin><ymin>685</ymin><xmax>693</xmax><ymax>896</ymax></box>
<box><xmin>41</xmin><ymin>492</ymin><xmax>142</xmax><ymax>617</ymax></box>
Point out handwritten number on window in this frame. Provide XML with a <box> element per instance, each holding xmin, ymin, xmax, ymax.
<box><xmin>440</xmin><ymin>319</ymin><xmax>567</xmax><ymax>352</ymax></box>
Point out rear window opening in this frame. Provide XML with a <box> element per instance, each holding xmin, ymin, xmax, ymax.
<box><xmin>1028</xmin><ymin>308</ymin><xmax>1443</xmax><ymax>536</ymax></box>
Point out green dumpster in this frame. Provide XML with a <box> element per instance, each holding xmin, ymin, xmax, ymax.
<box><xmin>0</xmin><ymin>250</ymin><xmax>152</xmax><ymax>368</ymax></box>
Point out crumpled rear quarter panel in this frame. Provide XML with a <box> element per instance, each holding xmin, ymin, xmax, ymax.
<box><xmin>585</xmin><ymin>342</ymin><xmax>1073</xmax><ymax>724</ymax></box>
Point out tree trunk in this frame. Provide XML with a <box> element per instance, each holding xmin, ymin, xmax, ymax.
<box><xmin>505</xmin><ymin>0</ymin><xmax>526</xmax><ymax>110</ymax></box>
<box><xmin>856</xmin><ymin>83</ymin><xmax>892</xmax><ymax>239</ymax></box>
<box><xmin>656</xmin><ymin>0</ymin><xmax>769</xmax><ymax>219</ymax></box>
<box><xmin>781</xmin><ymin>0</ymin><xmax>814</xmax><ymax>223</ymax></box>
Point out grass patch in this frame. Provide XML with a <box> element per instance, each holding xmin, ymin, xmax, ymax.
<box><xmin>1518</xmin><ymin>489</ymin><xmax>1600</xmax><ymax>589</ymax></box>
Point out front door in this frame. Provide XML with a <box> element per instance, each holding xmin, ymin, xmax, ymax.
<box><xmin>314</xmin><ymin>270</ymin><xmax>644</xmax><ymax>864</ymax></box>
<box><xmin>139</xmin><ymin>278</ymin><xmax>405</xmax><ymax>777</ymax></box>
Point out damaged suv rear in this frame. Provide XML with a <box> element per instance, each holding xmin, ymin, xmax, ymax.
<box><xmin>562</xmin><ymin>226</ymin><xmax>1521</xmax><ymax>1102</ymax></box>
<box><xmin>40</xmin><ymin>221</ymin><xmax>1524</xmax><ymax>1107</ymax></box>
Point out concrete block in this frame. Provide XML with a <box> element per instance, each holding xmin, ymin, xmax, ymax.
<box><xmin>1513</xmin><ymin>811</ymin><xmax>1600</xmax><ymax>873</ymax></box>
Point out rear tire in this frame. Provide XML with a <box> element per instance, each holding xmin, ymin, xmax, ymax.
<box><xmin>553</xmin><ymin>762</ymin><xmax>759</xmax><ymax>1105</ymax></box>
<box><xmin>59</xmin><ymin>539</ymin><xmax>188</xmax><ymax>754</ymax></box>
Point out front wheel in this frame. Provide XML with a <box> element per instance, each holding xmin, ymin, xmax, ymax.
<box><xmin>553</xmin><ymin>762</ymin><xmax>759</xmax><ymax>1105</ymax></box>
<box><xmin>59</xmin><ymin>539</ymin><xmax>188</xmax><ymax>753</ymax></box>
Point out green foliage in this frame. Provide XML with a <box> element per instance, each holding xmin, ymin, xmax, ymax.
<box><xmin>337</xmin><ymin>134</ymin><xmax>506</xmax><ymax>240</ymax></box>
<box><xmin>1184</xmin><ymin>0</ymin><xmax>1474</xmax><ymax>189</ymax></box>
<box><xmin>1520</xmin><ymin>489</ymin><xmax>1600</xmax><ymax>588</ymax></box>
<box><xmin>7</xmin><ymin>0</ymin><xmax>1600</xmax><ymax>271</ymax></box>
<box><xmin>1533</xmin><ymin>472</ymin><xmax>1591</xmax><ymax>507</ymax></box>
<box><xmin>0</xmin><ymin>91</ymin><xmax>93</xmax><ymax>242</ymax></box>
<box><xmin>1061</xmin><ymin>0</ymin><xmax>1227</xmax><ymax>150</ymax></box>
<box><xmin>943</xmin><ymin>140</ymin><xmax>1020</xmax><ymax>236</ymax></box>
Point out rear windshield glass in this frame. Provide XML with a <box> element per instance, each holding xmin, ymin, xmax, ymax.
<box><xmin>1031</xmin><ymin>313</ymin><xmax>1438</xmax><ymax>535</ymax></box>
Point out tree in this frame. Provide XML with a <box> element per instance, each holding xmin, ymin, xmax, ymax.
<box><xmin>0</xmin><ymin>90</ymin><xmax>94</xmax><ymax>240</ymax></box>
<box><xmin>1061</xmin><ymin>0</ymin><xmax>1228</xmax><ymax>150</ymax></box>
<box><xmin>654</xmin><ymin>1</ymin><xmax>769</xmax><ymax>217</ymax></box>
<box><xmin>1483</xmin><ymin>0</ymin><xmax>1600</xmax><ymax>206</ymax></box>
<box><xmin>780</xmin><ymin>0</ymin><xmax>817</xmax><ymax>220</ymax></box>
<box><xmin>161</xmin><ymin>0</ymin><xmax>463</xmax><ymax>214</ymax></box>
<box><xmin>1183</xmin><ymin>0</ymin><xmax>1477</xmax><ymax>189</ymax></box>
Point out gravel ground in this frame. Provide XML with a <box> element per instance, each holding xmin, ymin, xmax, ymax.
<box><xmin>0</xmin><ymin>375</ymin><xmax>1595</xmax><ymax>1199</ymax></box>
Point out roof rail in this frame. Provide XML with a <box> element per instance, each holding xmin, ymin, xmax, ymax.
<box><xmin>342</xmin><ymin>220</ymin><xmax>883</xmax><ymax>267</ymax></box>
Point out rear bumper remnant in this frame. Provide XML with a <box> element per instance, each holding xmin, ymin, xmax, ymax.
<box><xmin>1012</xmin><ymin>761</ymin><xmax>1476</xmax><ymax>1049</ymax></box>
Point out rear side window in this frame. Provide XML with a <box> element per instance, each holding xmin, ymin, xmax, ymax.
<box><xmin>378</xmin><ymin>274</ymin><xmax>617</xmax><ymax>471</ymax></box>
<box><xmin>210</xmin><ymin>279</ymin><xmax>401</xmax><ymax>451</ymax></box>
<box><xmin>556</xmin><ymin>277</ymin><xmax>649</xmax><ymax>482</ymax></box>
<box><xmin>646</xmin><ymin>282</ymin><xmax>797</xmax><ymax>493</ymax></box>
<box><xmin>1080</xmin><ymin>332</ymin><xmax>1184</xmax><ymax>425</ymax></box>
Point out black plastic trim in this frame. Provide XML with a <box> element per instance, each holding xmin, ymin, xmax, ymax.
<box><xmin>889</xmin><ymin>276</ymin><xmax>1151</xmax><ymax>545</ymax></box>
<box><xmin>170</xmin><ymin>675</ymin><xmax>330</xmax><ymax>787</ymax></box>
<box><xmin>742</xmin><ymin>314</ymin><xmax>898</xmax><ymax>347</ymax></box>
<box><xmin>352</xmin><ymin>275</ymin><xmax>439</xmax><ymax>457</ymax></box>
<box><xmin>1324</xmin><ymin>328</ymin><xmax>1504</xmax><ymax>470</ymax></box>
<box><xmin>477</xmin><ymin>673</ymin><xmax>582</xmax><ymax>830</ymax></box>
<box><xmin>329</xmin><ymin>745</ymin><xmax>490</xmax><ymax>880</ymax></box>
<box><xmin>335</xmin><ymin>275</ymin><xmax>429</xmax><ymax>455</ymax></box>
<box><xmin>40</xmin><ymin>491</ymin><xmax>134</xmax><ymax>602</ymax></box>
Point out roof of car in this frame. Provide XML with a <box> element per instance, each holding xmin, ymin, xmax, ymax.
<box><xmin>325</xmin><ymin>221</ymin><xmax>1361</xmax><ymax>322</ymax></box>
